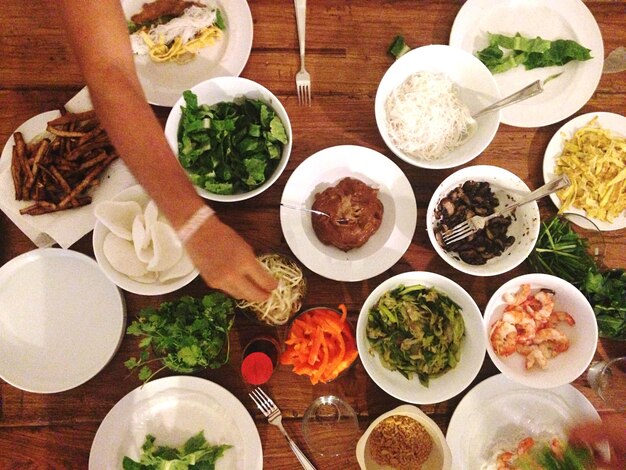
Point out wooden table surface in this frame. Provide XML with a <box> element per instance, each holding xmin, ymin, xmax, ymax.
<box><xmin>1</xmin><ymin>1</ymin><xmax>625</xmax><ymax>468</ymax></box>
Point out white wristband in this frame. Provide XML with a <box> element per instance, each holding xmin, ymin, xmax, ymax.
<box><xmin>176</xmin><ymin>205</ymin><xmax>215</xmax><ymax>245</ymax></box>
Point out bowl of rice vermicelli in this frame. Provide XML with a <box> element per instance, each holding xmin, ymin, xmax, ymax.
<box><xmin>375</xmin><ymin>45</ymin><xmax>500</xmax><ymax>169</ymax></box>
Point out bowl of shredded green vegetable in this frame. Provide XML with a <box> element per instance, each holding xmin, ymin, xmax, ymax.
<box><xmin>356</xmin><ymin>271</ymin><xmax>486</xmax><ymax>404</ymax></box>
<box><xmin>165</xmin><ymin>76</ymin><xmax>292</xmax><ymax>202</ymax></box>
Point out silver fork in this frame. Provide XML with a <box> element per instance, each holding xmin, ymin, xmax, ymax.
<box><xmin>280</xmin><ymin>202</ymin><xmax>352</xmax><ymax>224</ymax></box>
<box><xmin>442</xmin><ymin>174</ymin><xmax>571</xmax><ymax>246</ymax></box>
<box><xmin>294</xmin><ymin>0</ymin><xmax>311</xmax><ymax>105</ymax></box>
<box><xmin>249</xmin><ymin>388</ymin><xmax>317</xmax><ymax>470</ymax></box>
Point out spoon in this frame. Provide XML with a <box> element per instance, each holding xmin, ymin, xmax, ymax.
<box><xmin>471</xmin><ymin>79</ymin><xmax>544</xmax><ymax>120</ymax></box>
<box><xmin>462</xmin><ymin>80</ymin><xmax>544</xmax><ymax>141</ymax></box>
<box><xmin>280</xmin><ymin>203</ymin><xmax>352</xmax><ymax>225</ymax></box>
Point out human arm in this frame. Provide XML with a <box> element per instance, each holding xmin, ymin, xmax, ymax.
<box><xmin>569</xmin><ymin>414</ymin><xmax>626</xmax><ymax>469</ymax></box>
<box><xmin>58</xmin><ymin>0</ymin><xmax>277</xmax><ymax>301</ymax></box>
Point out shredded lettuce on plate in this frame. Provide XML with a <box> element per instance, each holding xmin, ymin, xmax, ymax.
<box><xmin>476</xmin><ymin>32</ymin><xmax>592</xmax><ymax>74</ymax></box>
<box><xmin>366</xmin><ymin>284</ymin><xmax>465</xmax><ymax>386</ymax></box>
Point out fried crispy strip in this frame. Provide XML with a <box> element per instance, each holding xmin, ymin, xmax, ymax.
<box><xmin>77</xmin><ymin>150</ymin><xmax>112</xmax><ymax>171</ymax></box>
<box><xmin>46</xmin><ymin>125</ymin><xmax>88</xmax><ymax>138</ymax></box>
<box><xmin>13</xmin><ymin>132</ymin><xmax>33</xmax><ymax>200</ymax></box>
<box><xmin>47</xmin><ymin>165</ymin><xmax>73</xmax><ymax>195</ymax></box>
<box><xmin>66</xmin><ymin>135</ymin><xmax>110</xmax><ymax>161</ymax></box>
<box><xmin>11</xmin><ymin>143</ymin><xmax>24</xmax><ymax>200</ymax></box>
<box><xmin>77</xmin><ymin>126</ymin><xmax>105</xmax><ymax>146</ymax></box>
<box><xmin>20</xmin><ymin>196</ymin><xmax>92</xmax><ymax>215</ymax></box>
<box><xmin>58</xmin><ymin>155</ymin><xmax>117</xmax><ymax>208</ymax></box>
<box><xmin>27</xmin><ymin>138</ymin><xmax>51</xmax><ymax>191</ymax></box>
<box><xmin>47</xmin><ymin>110</ymin><xmax>96</xmax><ymax>127</ymax></box>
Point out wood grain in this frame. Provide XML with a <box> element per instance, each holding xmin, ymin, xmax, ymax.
<box><xmin>0</xmin><ymin>1</ymin><xmax>625</xmax><ymax>469</ymax></box>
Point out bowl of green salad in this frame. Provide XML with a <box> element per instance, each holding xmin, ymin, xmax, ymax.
<box><xmin>356</xmin><ymin>271</ymin><xmax>486</xmax><ymax>405</ymax></box>
<box><xmin>165</xmin><ymin>77</ymin><xmax>292</xmax><ymax>202</ymax></box>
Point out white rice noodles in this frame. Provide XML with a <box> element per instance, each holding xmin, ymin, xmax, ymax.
<box><xmin>385</xmin><ymin>71</ymin><xmax>474</xmax><ymax>161</ymax></box>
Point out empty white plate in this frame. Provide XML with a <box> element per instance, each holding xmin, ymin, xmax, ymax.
<box><xmin>0</xmin><ymin>248</ymin><xmax>125</xmax><ymax>393</ymax></box>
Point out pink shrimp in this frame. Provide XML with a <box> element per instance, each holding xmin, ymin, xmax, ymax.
<box><xmin>490</xmin><ymin>320</ymin><xmax>518</xmax><ymax>357</ymax></box>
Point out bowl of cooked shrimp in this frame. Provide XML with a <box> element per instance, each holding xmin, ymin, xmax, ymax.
<box><xmin>483</xmin><ymin>273</ymin><xmax>598</xmax><ymax>389</ymax></box>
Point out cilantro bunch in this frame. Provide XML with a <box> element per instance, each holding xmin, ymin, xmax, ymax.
<box><xmin>125</xmin><ymin>293</ymin><xmax>235</xmax><ymax>383</ymax></box>
<box><xmin>177</xmin><ymin>90</ymin><xmax>288</xmax><ymax>195</ymax></box>
<box><xmin>529</xmin><ymin>216</ymin><xmax>625</xmax><ymax>340</ymax></box>
<box><xmin>122</xmin><ymin>431</ymin><xmax>231</xmax><ymax>470</ymax></box>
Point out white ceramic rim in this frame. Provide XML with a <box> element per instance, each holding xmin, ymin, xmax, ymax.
<box><xmin>543</xmin><ymin>111</ymin><xmax>626</xmax><ymax>231</ymax></box>
<box><xmin>356</xmin><ymin>272</ymin><xmax>486</xmax><ymax>404</ymax></box>
<box><xmin>164</xmin><ymin>76</ymin><xmax>292</xmax><ymax>202</ymax></box>
<box><xmin>374</xmin><ymin>44</ymin><xmax>501</xmax><ymax>169</ymax></box>
<box><xmin>426</xmin><ymin>165</ymin><xmax>540</xmax><ymax>276</ymax></box>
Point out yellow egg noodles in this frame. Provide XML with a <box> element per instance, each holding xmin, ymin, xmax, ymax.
<box><xmin>555</xmin><ymin>116</ymin><xmax>626</xmax><ymax>222</ymax></box>
<box><xmin>140</xmin><ymin>26</ymin><xmax>222</xmax><ymax>64</ymax></box>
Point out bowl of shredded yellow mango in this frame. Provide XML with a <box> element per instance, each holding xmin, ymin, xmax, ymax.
<box><xmin>543</xmin><ymin>112</ymin><xmax>626</xmax><ymax>231</ymax></box>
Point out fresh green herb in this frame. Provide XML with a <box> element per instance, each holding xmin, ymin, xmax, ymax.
<box><xmin>122</xmin><ymin>431</ymin><xmax>232</xmax><ymax>470</ymax></box>
<box><xmin>388</xmin><ymin>35</ymin><xmax>411</xmax><ymax>60</ymax></box>
<box><xmin>366</xmin><ymin>284</ymin><xmax>465</xmax><ymax>386</ymax></box>
<box><xmin>214</xmin><ymin>9</ymin><xmax>226</xmax><ymax>30</ymax></box>
<box><xmin>177</xmin><ymin>91</ymin><xmax>288</xmax><ymax>195</ymax></box>
<box><xmin>528</xmin><ymin>216</ymin><xmax>597</xmax><ymax>285</ymax></box>
<box><xmin>125</xmin><ymin>293</ymin><xmax>235</xmax><ymax>383</ymax></box>
<box><xmin>582</xmin><ymin>269</ymin><xmax>626</xmax><ymax>340</ymax></box>
<box><xmin>516</xmin><ymin>442</ymin><xmax>595</xmax><ymax>470</ymax></box>
<box><xmin>529</xmin><ymin>216</ymin><xmax>626</xmax><ymax>340</ymax></box>
<box><xmin>476</xmin><ymin>32</ymin><xmax>592</xmax><ymax>74</ymax></box>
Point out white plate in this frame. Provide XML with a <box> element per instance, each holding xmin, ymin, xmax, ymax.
<box><xmin>280</xmin><ymin>145</ymin><xmax>417</xmax><ymax>282</ymax></box>
<box><xmin>426</xmin><ymin>165</ymin><xmax>540</xmax><ymax>276</ymax></box>
<box><xmin>375</xmin><ymin>45</ymin><xmax>500</xmax><ymax>169</ymax></box>
<box><xmin>89</xmin><ymin>376</ymin><xmax>262</xmax><ymax>470</ymax></box>
<box><xmin>484</xmin><ymin>273</ymin><xmax>598</xmax><ymax>389</ymax></box>
<box><xmin>356</xmin><ymin>272</ymin><xmax>486</xmax><ymax>404</ymax></box>
<box><xmin>449</xmin><ymin>0</ymin><xmax>604</xmax><ymax>127</ymax></box>
<box><xmin>0</xmin><ymin>110</ymin><xmax>136</xmax><ymax>248</ymax></box>
<box><xmin>122</xmin><ymin>0</ymin><xmax>253</xmax><ymax>107</ymax></box>
<box><xmin>0</xmin><ymin>248</ymin><xmax>125</xmax><ymax>393</ymax></box>
<box><xmin>92</xmin><ymin>184</ymin><xmax>199</xmax><ymax>295</ymax></box>
<box><xmin>446</xmin><ymin>374</ymin><xmax>601</xmax><ymax>470</ymax></box>
<box><xmin>543</xmin><ymin>112</ymin><xmax>626</xmax><ymax>231</ymax></box>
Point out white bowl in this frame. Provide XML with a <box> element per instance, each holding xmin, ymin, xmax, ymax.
<box><xmin>483</xmin><ymin>273</ymin><xmax>598</xmax><ymax>389</ymax></box>
<box><xmin>164</xmin><ymin>76</ymin><xmax>292</xmax><ymax>202</ymax></box>
<box><xmin>92</xmin><ymin>184</ymin><xmax>199</xmax><ymax>295</ymax></box>
<box><xmin>426</xmin><ymin>165</ymin><xmax>540</xmax><ymax>276</ymax></box>
<box><xmin>375</xmin><ymin>44</ymin><xmax>500</xmax><ymax>169</ymax></box>
<box><xmin>356</xmin><ymin>272</ymin><xmax>486</xmax><ymax>405</ymax></box>
<box><xmin>356</xmin><ymin>404</ymin><xmax>452</xmax><ymax>470</ymax></box>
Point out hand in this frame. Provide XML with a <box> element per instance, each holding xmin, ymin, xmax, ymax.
<box><xmin>569</xmin><ymin>414</ymin><xmax>626</xmax><ymax>469</ymax></box>
<box><xmin>184</xmin><ymin>215</ymin><xmax>278</xmax><ymax>302</ymax></box>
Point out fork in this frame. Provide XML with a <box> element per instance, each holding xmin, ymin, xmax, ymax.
<box><xmin>442</xmin><ymin>174</ymin><xmax>571</xmax><ymax>246</ymax></box>
<box><xmin>249</xmin><ymin>388</ymin><xmax>317</xmax><ymax>470</ymax></box>
<box><xmin>294</xmin><ymin>0</ymin><xmax>311</xmax><ymax>105</ymax></box>
<box><xmin>280</xmin><ymin>202</ymin><xmax>352</xmax><ymax>224</ymax></box>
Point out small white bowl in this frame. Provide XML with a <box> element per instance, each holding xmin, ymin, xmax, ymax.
<box><xmin>426</xmin><ymin>165</ymin><xmax>540</xmax><ymax>276</ymax></box>
<box><xmin>356</xmin><ymin>272</ymin><xmax>485</xmax><ymax>405</ymax></box>
<box><xmin>356</xmin><ymin>404</ymin><xmax>452</xmax><ymax>470</ymax></box>
<box><xmin>164</xmin><ymin>76</ymin><xmax>292</xmax><ymax>202</ymax></box>
<box><xmin>375</xmin><ymin>44</ymin><xmax>500</xmax><ymax>169</ymax></box>
<box><xmin>483</xmin><ymin>273</ymin><xmax>598</xmax><ymax>389</ymax></box>
<box><xmin>92</xmin><ymin>184</ymin><xmax>198</xmax><ymax>296</ymax></box>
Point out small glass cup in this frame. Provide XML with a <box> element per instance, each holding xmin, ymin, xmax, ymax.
<box><xmin>302</xmin><ymin>395</ymin><xmax>360</xmax><ymax>457</ymax></box>
<box><xmin>587</xmin><ymin>357</ymin><xmax>626</xmax><ymax>411</ymax></box>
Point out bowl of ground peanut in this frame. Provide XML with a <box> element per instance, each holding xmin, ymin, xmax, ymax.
<box><xmin>356</xmin><ymin>404</ymin><xmax>452</xmax><ymax>470</ymax></box>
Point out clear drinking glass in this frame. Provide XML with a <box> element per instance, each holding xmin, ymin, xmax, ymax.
<box><xmin>587</xmin><ymin>357</ymin><xmax>626</xmax><ymax>411</ymax></box>
<box><xmin>302</xmin><ymin>395</ymin><xmax>360</xmax><ymax>457</ymax></box>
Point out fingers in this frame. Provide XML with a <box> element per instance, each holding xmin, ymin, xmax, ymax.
<box><xmin>569</xmin><ymin>416</ymin><xmax>626</xmax><ymax>469</ymax></box>
<box><xmin>186</xmin><ymin>216</ymin><xmax>278</xmax><ymax>303</ymax></box>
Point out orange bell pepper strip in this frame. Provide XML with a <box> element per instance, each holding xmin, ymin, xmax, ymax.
<box><xmin>307</xmin><ymin>325</ymin><xmax>324</xmax><ymax>366</ymax></box>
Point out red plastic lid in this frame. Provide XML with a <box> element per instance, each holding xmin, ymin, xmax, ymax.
<box><xmin>241</xmin><ymin>352</ymin><xmax>274</xmax><ymax>385</ymax></box>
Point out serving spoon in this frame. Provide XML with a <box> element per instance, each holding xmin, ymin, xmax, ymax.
<box><xmin>280</xmin><ymin>203</ymin><xmax>352</xmax><ymax>225</ymax></box>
